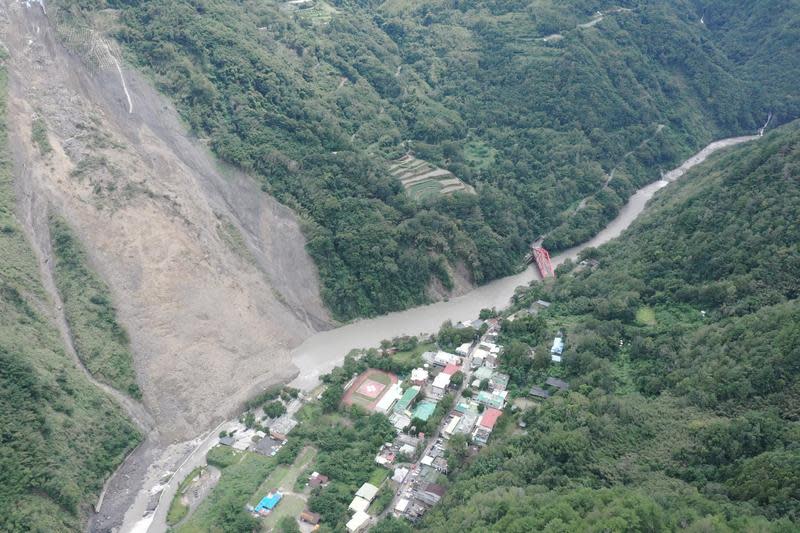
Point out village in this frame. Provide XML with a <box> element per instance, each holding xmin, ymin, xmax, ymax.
<box><xmin>166</xmin><ymin>302</ymin><xmax>570</xmax><ymax>533</ymax></box>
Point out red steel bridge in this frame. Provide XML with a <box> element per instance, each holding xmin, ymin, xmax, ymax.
<box><xmin>527</xmin><ymin>245</ymin><xmax>555</xmax><ymax>279</ymax></box>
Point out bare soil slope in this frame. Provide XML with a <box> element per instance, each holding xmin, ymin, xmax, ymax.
<box><xmin>1</xmin><ymin>1</ymin><xmax>329</xmax><ymax>444</ymax></box>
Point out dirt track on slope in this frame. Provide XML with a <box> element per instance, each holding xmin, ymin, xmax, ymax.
<box><xmin>1</xmin><ymin>1</ymin><xmax>330</xmax><ymax>529</ymax></box>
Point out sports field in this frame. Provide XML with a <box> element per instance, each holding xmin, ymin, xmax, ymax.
<box><xmin>342</xmin><ymin>369</ymin><xmax>398</xmax><ymax>411</ymax></box>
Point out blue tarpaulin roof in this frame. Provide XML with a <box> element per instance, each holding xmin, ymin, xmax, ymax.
<box><xmin>255</xmin><ymin>492</ymin><xmax>282</xmax><ymax>512</ymax></box>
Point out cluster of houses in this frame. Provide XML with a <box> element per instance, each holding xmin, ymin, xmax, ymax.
<box><xmin>346</xmin><ymin>482</ymin><xmax>380</xmax><ymax>532</ymax></box>
<box><xmin>220</xmin><ymin>308</ymin><xmax>572</xmax><ymax>531</ymax></box>
<box><xmin>219</xmin><ymin>397</ymin><xmax>302</xmax><ymax>456</ymax></box>
<box><xmin>388</xmin><ymin>319</ymin><xmax>518</xmax><ymax>523</ymax></box>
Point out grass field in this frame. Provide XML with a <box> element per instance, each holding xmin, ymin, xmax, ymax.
<box><xmin>464</xmin><ymin>139</ymin><xmax>497</xmax><ymax>170</ymax></box>
<box><xmin>259</xmin><ymin>494</ymin><xmax>306</xmax><ymax>530</ymax></box>
<box><xmin>368</xmin><ymin>467</ymin><xmax>389</xmax><ymax>486</ymax></box>
<box><xmin>635</xmin><ymin>306</ymin><xmax>657</xmax><ymax>326</ymax></box>
<box><xmin>176</xmin><ymin>450</ymin><xmax>275</xmax><ymax>533</ymax></box>
<box><xmin>249</xmin><ymin>447</ymin><xmax>316</xmax><ymax>505</ymax></box>
<box><xmin>393</xmin><ymin>341</ymin><xmax>435</xmax><ymax>369</ymax></box>
<box><xmin>249</xmin><ymin>447</ymin><xmax>316</xmax><ymax>531</ymax></box>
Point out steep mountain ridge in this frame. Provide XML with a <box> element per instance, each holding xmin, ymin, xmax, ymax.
<box><xmin>53</xmin><ymin>0</ymin><xmax>800</xmax><ymax>319</ymax></box>
<box><xmin>2</xmin><ymin>1</ymin><xmax>329</xmax><ymax>442</ymax></box>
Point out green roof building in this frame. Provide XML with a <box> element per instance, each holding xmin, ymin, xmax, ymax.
<box><xmin>476</xmin><ymin>390</ymin><xmax>506</xmax><ymax>410</ymax></box>
<box><xmin>474</xmin><ymin>367</ymin><xmax>494</xmax><ymax>381</ymax></box>
<box><xmin>394</xmin><ymin>386</ymin><xmax>420</xmax><ymax>414</ymax></box>
<box><xmin>412</xmin><ymin>400</ymin><xmax>437</xmax><ymax>422</ymax></box>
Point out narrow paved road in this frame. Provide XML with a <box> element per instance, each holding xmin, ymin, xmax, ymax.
<box><xmin>385</xmin><ymin>341</ymin><xmax>476</xmax><ymax>517</ymax></box>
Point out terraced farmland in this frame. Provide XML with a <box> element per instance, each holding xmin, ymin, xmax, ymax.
<box><xmin>284</xmin><ymin>0</ymin><xmax>336</xmax><ymax>24</ymax></box>
<box><xmin>390</xmin><ymin>155</ymin><xmax>475</xmax><ymax>201</ymax></box>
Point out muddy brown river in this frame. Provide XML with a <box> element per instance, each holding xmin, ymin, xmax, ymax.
<box><xmin>287</xmin><ymin>135</ymin><xmax>757</xmax><ymax>390</ymax></box>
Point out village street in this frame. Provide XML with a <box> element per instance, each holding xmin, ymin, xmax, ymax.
<box><xmin>383</xmin><ymin>336</ymin><xmax>478</xmax><ymax>521</ymax></box>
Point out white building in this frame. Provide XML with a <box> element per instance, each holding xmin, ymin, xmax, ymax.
<box><xmin>443</xmin><ymin>415</ymin><xmax>462</xmax><ymax>439</ymax></box>
<box><xmin>394</xmin><ymin>497</ymin><xmax>410</xmax><ymax>514</ymax></box>
<box><xmin>431</xmin><ymin>372</ymin><xmax>451</xmax><ymax>399</ymax></box>
<box><xmin>349</xmin><ymin>496</ymin><xmax>370</xmax><ymax>514</ymax></box>
<box><xmin>410</xmin><ymin>367</ymin><xmax>429</xmax><ymax>385</ymax></box>
<box><xmin>347</xmin><ymin>510</ymin><xmax>370</xmax><ymax>533</ymax></box>
<box><xmin>434</xmin><ymin>350</ymin><xmax>461</xmax><ymax>367</ymax></box>
<box><xmin>375</xmin><ymin>382</ymin><xmax>403</xmax><ymax>414</ymax></box>
<box><xmin>356</xmin><ymin>482</ymin><xmax>380</xmax><ymax>502</ymax></box>
<box><xmin>399</xmin><ymin>443</ymin><xmax>416</xmax><ymax>457</ymax></box>
<box><xmin>392</xmin><ymin>466</ymin><xmax>409</xmax><ymax>483</ymax></box>
<box><xmin>456</xmin><ymin>342</ymin><xmax>472</xmax><ymax>356</ymax></box>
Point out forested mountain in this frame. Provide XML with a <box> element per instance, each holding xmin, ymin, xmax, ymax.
<box><xmin>407</xmin><ymin>121</ymin><xmax>800</xmax><ymax>531</ymax></box>
<box><xmin>52</xmin><ymin>0</ymin><xmax>800</xmax><ymax>319</ymax></box>
<box><xmin>0</xmin><ymin>64</ymin><xmax>141</xmax><ymax>531</ymax></box>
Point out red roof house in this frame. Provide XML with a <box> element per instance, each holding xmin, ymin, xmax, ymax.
<box><xmin>478</xmin><ymin>408</ymin><xmax>502</xmax><ymax>430</ymax></box>
<box><xmin>442</xmin><ymin>363</ymin><xmax>460</xmax><ymax>376</ymax></box>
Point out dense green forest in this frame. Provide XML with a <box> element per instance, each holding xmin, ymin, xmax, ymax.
<box><xmin>406</xmin><ymin>122</ymin><xmax>800</xmax><ymax>531</ymax></box>
<box><xmin>51</xmin><ymin>0</ymin><xmax>800</xmax><ymax>319</ymax></box>
<box><xmin>0</xmin><ymin>63</ymin><xmax>141</xmax><ymax>531</ymax></box>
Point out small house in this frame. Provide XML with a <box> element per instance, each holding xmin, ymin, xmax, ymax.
<box><xmin>529</xmin><ymin>386</ymin><xmax>551</xmax><ymax>400</ymax></box>
<box><xmin>434</xmin><ymin>350</ymin><xmax>461</xmax><ymax>367</ymax></box>
<box><xmin>254</xmin><ymin>491</ymin><xmax>282</xmax><ymax>513</ymax></box>
<box><xmin>412</xmin><ymin>400</ymin><xmax>437</xmax><ymax>422</ymax></box>
<box><xmin>476</xmin><ymin>390</ymin><xmax>507</xmax><ymax>410</ymax></box>
<box><xmin>349</xmin><ymin>496</ymin><xmax>370</xmax><ymax>514</ymax></box>
<box><xmin>410</xmin><ymin>368</ymin><xmax>429</xmax><ymax>386</ymax></box>
<box><xmin>456</xmin><ymin>342</ymin><xmax>472</xmax><ymax>356</ymax></box>
<box><xmin>489</xmin><ymin>372</ymin><xmax>509</xmax><ymax>392</ymax></box>
<box><xmin>309</xmin><ymin>472</ymin><xmax>329</xmax><ymax>488</ymax></box>
<box><xmin>441</xmin><ymin>363</ymin><xmax>460</xmax><ymax>376</ymax></box>
<box><xmin>473</xmin><ymin>366</ymin><xmax>494</xmax><ymax>382</ymax></box>
<box><xmin>300</xmin><ymin>510</ymin><xmax>321</xmax><ymax>525</ymax></box>
<box><xmin>472</xmin><ymin>407</ymin><xmax>502</xmax><ymax>445</ymax></box>
<box><xmin>545</xmin><ymin>377</ymin><xmax>569</xmax><ymax>390</ymax></box>
<box><xmin>355</xmin><ymin>482</ymin><xmax>380</xmax><ymax>503</ymax></box>
<box><xmin>417</xmin><ymin>483</ymin><xmax>446</xmax><ymax>506</ymax></box>
<box><xmin>395</xmin><ymin>497</ymin><xmax>410</xmax><ymax>514</ymax></box>
<box><xmin>398</xmin><ymin>443</ymin><xmax>416</xmax><ymax>457</ymax></box>
<box><xmin>392</xmin><ymin>466</ymin><xmax>409</xmax><ymax>483</ymax></box>
<box><xmin>551</xmin><ymin>337</ymin><xmax>564</xmax><ymax>359</ymax></box>
<box><xmin>442</xmin><ymin>415</ymin><xmax>461</xmax><ymax>439</ymax></box>
<box><xmin>431</xmin><ymin>373</ymin><xmax>451</xmax><ymax>399</ymax></box>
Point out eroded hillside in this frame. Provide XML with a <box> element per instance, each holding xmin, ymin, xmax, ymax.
<box><xmin>1</xmin><ymin>1</ymin><xmax>329</xmax><ymax>443</ymax></box>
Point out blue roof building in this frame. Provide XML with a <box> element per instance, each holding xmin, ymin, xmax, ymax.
<box><xmin>255</xmin><ymin>491</ymin><xmax>282</xmax><ymax>512</ymax></box>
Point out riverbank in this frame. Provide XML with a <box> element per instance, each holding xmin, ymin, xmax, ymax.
<box><xmin>286</xmin><ymin>134</ymin><xmax>757</xmax><ymax>391</ymax></box>
<box><xmin>116</xmin><ymin>134</ymin><xmax>757</xmax><ymax>533</ymax></box>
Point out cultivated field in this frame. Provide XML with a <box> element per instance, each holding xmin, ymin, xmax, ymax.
<box><xmin>389</xmin><ymin>155</ymin><xmax>475</xmax><ymax>201</ymax></box>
